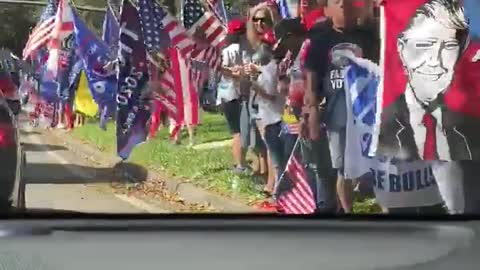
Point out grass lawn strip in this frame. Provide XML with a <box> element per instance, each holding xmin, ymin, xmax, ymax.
<box><xmin>71</xmin><ymin>111</ymin><xmax>380</xmax><ymax>213</ymax></box>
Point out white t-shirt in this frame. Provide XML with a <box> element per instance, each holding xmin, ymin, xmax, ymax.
<box><xmin>256</xmin><ymin>60</ymin><xmax>285</xmax><ymax>127</ymax></box>
<box><xmin>216</xmin><ymin>44</ymin><xmax>240</xmax><ymax>105</ymax></box>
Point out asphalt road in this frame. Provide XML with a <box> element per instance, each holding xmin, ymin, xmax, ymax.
<box><xmin>18</xmin><ymin>114</ymin><xmax>162</xmax><ymax>214</ymax></box>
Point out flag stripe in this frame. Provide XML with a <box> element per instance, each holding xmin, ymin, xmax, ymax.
<box><xmin>23</xmin><ymin>18</ymin><xmax>56</xmax><ymax>59</ymax></box>
<box><xmin>276</xmin><ymin>153</ymin><xmax>316</xmax><ymax>214</ymax></box>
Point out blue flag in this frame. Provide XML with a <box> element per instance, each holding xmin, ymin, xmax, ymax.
<box><xmin>57</xmin><ymin>35</ymin><xmax>80</xmax><ymax>103</ymax></box>
<box><xmin>277</xmin><ymin>0</ymin><xmax>292</xmax><ymax>19</ymax></box>
<box><xmin>73</xmin><ymin>12</ymin><xmax>117</xmax><ymax>128</ymax></box>
<box><xmin>116</xmin><ymin>0</ymin><xmax>151</xmax><ymax>160</ymax></box>
<box><xmin>102</xmin><ymin>5</ymin><xmax>120</xmax><ymax>55</ymax></box>
<box><xmin>465</xmin><ymin>0</ymin><xmax>480</xmax><ymax>40</ymax></box>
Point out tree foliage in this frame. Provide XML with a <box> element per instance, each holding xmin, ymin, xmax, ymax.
<box><xmin>0</xmin><ymin>0</ymin><xmax>250</xmax><ymax>56</ymax></box>
<box><xmin>0</xmin><ymin>4</ymin><xmax>41</xmax><ymax>55</ymax></box>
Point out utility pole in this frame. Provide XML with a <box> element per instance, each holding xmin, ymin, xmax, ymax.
<box><xmin>0</xmin><ymin>0</ymin><xmax>106</xmax><ymax>12</ymax></box>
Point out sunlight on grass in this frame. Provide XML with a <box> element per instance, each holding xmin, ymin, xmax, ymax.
<box><xmin>71</xmin><ymin>113</ymin><xmax>262</xmax><ymax>202</ymax></box>
<box><xmin>71</xmin><ymin>112</ymin><xmax>378</xmax><ymax>212</ymax></box>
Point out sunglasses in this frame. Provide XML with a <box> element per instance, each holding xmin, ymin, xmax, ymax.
<box><xmin>253</xmin><ymin>17</ymin><xmax>267</xmax><ymax>23</ymax></box>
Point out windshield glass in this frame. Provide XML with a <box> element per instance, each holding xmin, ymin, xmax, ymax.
<box><xmin>2</xmin><ymin>0</ymin><xmax>479</xmax><ymax>216</ymax></box>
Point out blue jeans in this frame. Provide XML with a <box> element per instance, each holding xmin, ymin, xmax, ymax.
<box><xmin>263</xmin><ymin>122</ymin><xmax>299</xmax><ymax>180</ymax></box>
<box><xmin>264</xmin><ymin>122</ymin><xmax>286</xmax><ymax>180</ymax></box>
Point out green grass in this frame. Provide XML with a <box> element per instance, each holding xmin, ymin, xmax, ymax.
<box><xmin>72</xmin><ymin>112</ymin><xmax>264</xmax><ymax>203</ymax></box>
<box><xmin>72</xmin><ymin>111</ymin><xmax>379</xmax><ymax>212</ymax></box>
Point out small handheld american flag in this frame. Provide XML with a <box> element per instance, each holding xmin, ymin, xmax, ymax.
<box><xmin>275</xmin><ymin>138</ymin><xmax>316</xmax><ymax>214</ymax></box>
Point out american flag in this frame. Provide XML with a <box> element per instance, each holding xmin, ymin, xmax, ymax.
<box><xmin>148</xmin><ymin>58</ymin><xmax>181</xmax><ymax>137</ymax></box>
<box><xmin>205</xmin><ymin>0</ymin><xmax>228</xmax><ymax>25</ymax></box>
<box><xmin>173</xmin><ymin>47</ymin><xmax>200</xmax><ymax>127</ymax></box>
<box><xmin>138</xmin><ymin>0</ymin><xmax>195</xmax><ymax>57</ymax></box>
<box><xmin>22</xmin><ymin>0</ymin><xmax>58</xmax><ymax>60</ymax></box>
<box><xmin>44</xmin><ymin>0</ymin><xmax>74</xmax><ymax>80</ymax></box>
<box><xmin>182</xmin><ymin>0</ymin><xmax>225</xmax><ymax>68</ymax></box>
<box><xmin>276</xmin><ymin>140</ymin><xmax>316</xmax><ymax>214</ymax></box>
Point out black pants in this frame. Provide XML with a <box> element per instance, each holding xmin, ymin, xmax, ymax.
<box><xmin>301</xmin><ymin>137</ymin><xmax>338</xmax><ymax>213</ymax></box>
<box><xmin>459</xmin><ymin>161</ymin><xmax>480</xmax><ymax>214</ymax></box>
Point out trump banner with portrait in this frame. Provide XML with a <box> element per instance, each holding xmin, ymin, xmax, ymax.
<box><xmin>341</xmin><ymin>51</ymin><xmax>444</xmax><ymax>209</ymax></box>
<box><xmin>376</xmin><ymin>0</ymin><xmax>480</xmax><ymax>161</ymax></box>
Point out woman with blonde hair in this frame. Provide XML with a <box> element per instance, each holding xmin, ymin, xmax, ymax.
<box><xmin>242</xmin><ymin>1</ymin><xmax>281</xmax><ymax>195</ymax></box>
<box><xmin>246</xmin><ymin>1</ymin><xmax>280</xmax><ymax>51</ymax></box>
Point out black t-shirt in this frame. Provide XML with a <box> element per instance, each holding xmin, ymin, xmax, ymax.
<box><xmin>305</xmin><ymin>22</ymin><xmax>378</xmax><ymax>96</ymax></box>
<box><xmin>304</xmin><ymin>21</ymin><xmax>378</xmax><ymax>129</ymax></box>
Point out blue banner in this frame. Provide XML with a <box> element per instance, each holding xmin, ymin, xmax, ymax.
<box><xmin>58</xmin><ymin>34</ymin><xmax>80</xmax><ymax>103</ymax></box>
<box><xmin>465</xmin><ymin>0</ymin><xmax>480</xmax><ymax>39</ymax></box>
<box><xmin>102</xmin><ymin>5</ymin><xmax>120</xmax><ymax>54</ymax></box>
<box><xmin>39</xmin><ymin>52</ymin><xmax>61</xmax><ymax>104</ymax></box>
<box><xmin>116</xmin><ymin>0</ymin><xmax>151</xmax><ymax>160</ymax></box>
<box><xmin>73</xmin><ymin>12</ymin><xmax>117</xmax><ymax>128</ymax></box>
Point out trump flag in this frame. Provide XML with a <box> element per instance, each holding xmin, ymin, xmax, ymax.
<box><xmin>116</xmin><ymin>0</ymin><xmax>150</xmax><ymax>160</ymax></box>
<box><xmin>376</xmin><ymin>0</ymin><xmax>480</xmax><ymax>161</ymax></box>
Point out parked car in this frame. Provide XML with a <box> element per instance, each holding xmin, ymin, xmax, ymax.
<box><xmin>0</xmin><ymin>86</ymin><xmax>26</xmax><ymax>212</ymax></box>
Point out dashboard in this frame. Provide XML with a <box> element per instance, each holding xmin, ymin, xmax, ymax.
<box><xmin>0</xmin><ymin>214</ymin><xmax>478</xmax><ymax>270</ymax></box>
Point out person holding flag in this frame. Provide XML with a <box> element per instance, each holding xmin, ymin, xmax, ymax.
<box><xmin>303</xmin><ymin>0</ymin><xmax>378</xmax><ymax>213</ymax></box>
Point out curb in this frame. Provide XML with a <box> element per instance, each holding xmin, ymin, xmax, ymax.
<box><xmin>48</xmin><ymin>129</ymin><xmax>257</xmax><ymax>213</ymax></box>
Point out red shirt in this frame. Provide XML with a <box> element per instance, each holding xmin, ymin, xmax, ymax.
<box><xmin>303</xmin><ymin>8</ymin><xmax>325</xmax><ymax>31</ymax></box>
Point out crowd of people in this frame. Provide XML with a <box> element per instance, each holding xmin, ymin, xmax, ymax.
<box><xmin>213</xmin><ymin>0</ymin><xmax>375</xmax><ymax>213</ymax></box>
<box><xmin>4</xmin><ymin>0</ymin><xmax>479</xmax><ymax>215</ymax></box>
<box><xmin>214</xmin><ymin>0</ymin><xmax>480</xmax><ymax>215</ymax></box>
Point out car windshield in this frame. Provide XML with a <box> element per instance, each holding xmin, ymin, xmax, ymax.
<box><xmin>0</xmin><ymin>0</ymin><xmax>479</xmax><ymax>216</ymax></box>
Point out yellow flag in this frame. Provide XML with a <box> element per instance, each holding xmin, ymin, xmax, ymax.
<box><xmin>282</xmin><ymin>107</ymin><xmax>299</xmax><ymax>124</ymax></box>
<box><xmin>74</xmin><ymin>71</ymin><xmax>98</xmax><ymax>117</ymax></box>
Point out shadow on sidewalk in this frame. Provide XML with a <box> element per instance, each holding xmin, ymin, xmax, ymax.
<box><xmin>22</xmin><ymin>143</ymin><xmax>68</xmax><ymax>152</ymax></box>
<box><xmin>24</xmin><ymin>162</ymin><xmax>148</xmax><ymax>185</ymax></box>
<box><xmin>19</xmin><ymin>130</ymin><xmax>41</xmax><ymax>136</ymax></box>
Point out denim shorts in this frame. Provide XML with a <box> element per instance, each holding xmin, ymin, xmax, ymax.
<box><xmin>222</xmin><ymin>99</ymin><xmax>241</xmax><ymax>134</ymax></box>
<box><xmin>264</xmin><ymin>121</ymin><xmax>285</xmax><ymax>175</ymax></box>
<box><xmin>239</xmin><ymin>100</ymin><xmax>265</xmax><ymax>152</ymax></box>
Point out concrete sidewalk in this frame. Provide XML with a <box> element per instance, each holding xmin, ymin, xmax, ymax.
<box><xmin>47</xmin><ymin>129</ymin><xmax>257</xmax><ymax>213</ymax></box>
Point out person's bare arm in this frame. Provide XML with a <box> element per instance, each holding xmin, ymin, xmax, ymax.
<box><xmin>278</xmin><ymin>76</ymin><xmax>290</xmax><ymax>96</ymax></box>
<box><xmin>303</xmin><ymin>70</ymin><xmax>323</xmax><ymax>140</ymax></box>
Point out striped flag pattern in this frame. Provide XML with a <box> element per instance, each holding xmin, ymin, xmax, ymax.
<box><xmin>138</xmin><ymin>0</ymin><xmax>195</xmax><ymax>57</ymax></box>
<box><xmin>148</xmin><ymin>58</ymin><xmax>182</xmax><ymax>138</ymax></box>
<box><xmin>206</xmin><ymin>0</ymin><xmax>229</xmax><ymax>25</ymax></box>
<box><xmin>182</xmin><ymin>0</ymin><xmax>226</xmax><ymax>48</ymax></box>
<box><xmin>22</xmin><ymin>0</ymin><xmax>58</xmax><ymax>60</ymax></box>
<box><xmin>276</xmin><ymin>141</ymin><xmax>316</xmax><ymax>214</ymax></box>
<box><xmin>175</xmin><ymin>49</ymin><xmax>199</xmax><ymax>127</ymax></box>
<box><xmin>44</xmin><ymin>0</ymin><xmax>74</xmax><ymax>80</ymax></box>
<box><xmin>182</xmin><ymin>0</ymin><xmax>226</xmax><ymax>68</ymax></box>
